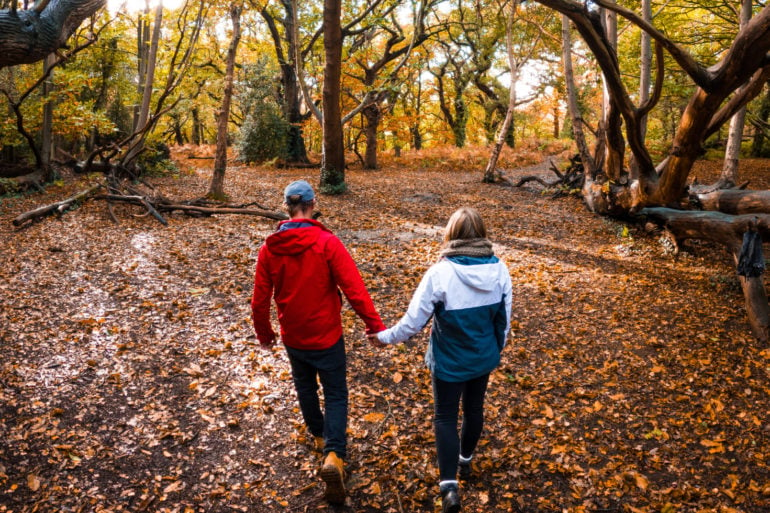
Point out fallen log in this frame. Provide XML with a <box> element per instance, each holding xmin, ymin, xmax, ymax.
<box><xmin>92</xmin><ymin>194</ymin><xmax>288</xmax><ymax>222</ymax></box>
<box><xmin>641</xmin><ymin>207</ymin><xmax>770</xmax><ymax>343</ymax></box>
<box><xmin>159</xmin><ymin>204</ymin><xmax>288</xmax><ymax>220</ymax></box>
<box><xmin>641</xmin><ymin>208</ymin><xmax>770</xmax><ymax>242</ymax></box>
<box><xmin>513</xmin><ymin>175</ymin><xmax>558</xmax><ymax>188</ymax></box>
<box><xmin>695</xmin><ymin>189</ymin><xmax>770</xmax><ymax>215</ymax></box>
<box><xmin>12</xmin><ymin>184</ymin><xmax>102</xmax><ymax>227</ymax></box>
<box><xmin>13</xmin><ymin>186</ymin><xmax>289</xmax><ymax>228</ymax></box>
<box><xmin>0</xmin><ymin>169</ymin><xmax>47</xmax><ymax>194</ymax></box>
<box><xmin>511</xmin><ymin>156</ymin><xmax>583</xmax><ymax>198</ymax></box>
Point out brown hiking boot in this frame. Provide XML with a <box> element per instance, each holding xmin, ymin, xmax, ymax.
<box><xmin>320</xmin><ymin>451</ymin><xmax>345</xmax><ymax>504</ymax></box>
<box><xmin>313</xmin><ymin>436</ymin><xmax>325</xmax><ymax>453</ymax></box>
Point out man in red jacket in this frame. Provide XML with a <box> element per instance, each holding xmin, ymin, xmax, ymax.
<box><xmin>251</xmin><ymin>180</ymin><xmax>385</xmax><ymax>504</ymax></box>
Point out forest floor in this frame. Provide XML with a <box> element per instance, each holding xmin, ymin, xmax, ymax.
<box><xmin>2</xmin><ymin>145</ymin><xmax>770</xmax><ymax>513</ymax></box>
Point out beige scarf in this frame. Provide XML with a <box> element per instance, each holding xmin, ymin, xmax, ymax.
<box><xmin>440</xmin><ymin>238</ymin><xmax>494</xmax><ymax>259</ymax></box>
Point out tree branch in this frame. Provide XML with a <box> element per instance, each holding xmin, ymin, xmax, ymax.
<box><xmin>0</xmin><ymin>0</ymin><xmax>105</xmax><ymax>68</ymax></box>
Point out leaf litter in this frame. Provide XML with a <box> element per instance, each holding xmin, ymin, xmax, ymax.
<box><xmin>1</xmin><ymin>149</ymin><xmax>770</xmax><ymax>512</ymax></box>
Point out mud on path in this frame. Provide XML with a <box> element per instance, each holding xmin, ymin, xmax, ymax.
<box><xmin>1</xmin><ymin>150</ymin><xmax>770</xmax><ymax>512</ymax></box>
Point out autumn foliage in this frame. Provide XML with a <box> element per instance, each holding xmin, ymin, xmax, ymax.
<box><xmin>1</xmin><ymin>148</ymin><xmax>770</xmax><ymax>512</ymax></box>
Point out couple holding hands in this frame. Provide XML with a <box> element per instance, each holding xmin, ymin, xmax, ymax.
<box><xmin>251</xmin><ymin>180</ymin><xmax>513</xmax><ymax>513</ymax></box>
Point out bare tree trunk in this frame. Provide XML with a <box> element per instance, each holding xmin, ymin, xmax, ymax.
<box><xmin>363</xmin><ymin>104</ymin><xmax>380</xmax><ymax>170</ymax></box>
<box><xmin>124</xmin><ymin>0</ymin><xmax>163</xmax><ymax>168</ymax></box>
<box><xmin>561</xmin><ymin>15</ymin><xmax>594</xmax><ymax>176</ymax></box>
<box><xmin>320</xmin><ymin>0</ymin><xmax>346</xmax><ymax>193</ymax></box>
<box><xmin>638</xmin><ymin>0</ymin><xmax>651</xmax><ymax>143</ymax></box>
<box><xmin>722</xmin><ymin>0</ymin><xmax>753</xmax><ymax>186</ymax></box>
<box><xmin>750</xmin><ymin>83</ymin><xmax>770</xmax><ymax>157</ymax></box>
<box><xmin>484</xmin><ymin>0</ymin><xmax>519</xmax><ymax>183</ymax></box>
<box><xmin>192</xmin><ymin>107</ymin><xmax>203</xmax><ymax>145</ymax></box>
<box><xmin>41</xmin><ymin>53</ymin><xmax>56</xmax><ymax>178</ymax></box>
<box><xmin>601</xmin><ymin>7</ymin><xmax>623</xmax><ymax>181</ymax></box>
<box><xmin>208</xmin><ymin>2</ymin><xmax>242</xmax><ymax>200</ymax></box>
<box><xmin>133</xmin><ymin>8</ymin><xmax>149</xmax><ymax>134</ymax></box>
<box><xmin>628</xmin><ymin>0</ymin><xmax>652</xmax><ymax>180</ymax></box>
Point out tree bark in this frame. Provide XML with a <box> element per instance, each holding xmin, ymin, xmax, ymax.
<box><xmin>561</xmin><ymin>14</ymin><xmax>594</xmax><ymax>177</ymax></box>
<box><xmin>12</xmin><ymin>184</ymin><xmax>102</xmax><ymax>227</ymax></box>
<box><xmin>696</xmin><ymin>189</ymin><xmax>770</xmax><ymax>215</ymax></box>
<box><xmin>750</xmin><ymin>82</ymin><xmax>770</xmax><ymax>157</ymax></box>
<box><xmin>483</xmin><ymin>0</ymin><xmax>518</xmax><ymax>183</ymax></box>
<box><xmin>0</xmin><ymin>0</ymin><xmax>105</xmax><ymax>69</ymax></box>
<box><xmin>638</xmin><ymin>0</ymin><xmax>651</xmax><ymax>143</ymax></box>
<box><xmin>721</xmin><ymin>0</ymin><xmax>753</xmax><ymax>186</ymax></box>
<box><xmin>208</xmin><ymin>3</ymin><xmax>242</xmax><ymax>199</ymax></box>
<box><xmin>192</xmin><ymin>108</ymin><xmax>203</xmax><ymax>145</ymax></box>
<box><xmin>362</xmin><ymin>103</ymin><xmax>381</xmax><ymax>170</ymax></box>
<box><xmin>537</xmin><ymin>0</ymin><xmax>770</xmax><ymax>214</ymax></box>
<box><xmin>12</xmin><ymin>186</ymin><xmax>289</xmax><ymax>227</ymax></box>
<box><xmin>41</xmin><ymin>54</ymin><xmax>55</xmax><ymax>173</ymax></box>
<box><xmin>124</xmin><ymin>0</ymin><xmax>163</xmax><ymax>168</ymax></box>
<box><xmin>320</xmin><ymin>0</ymin><xmax>346</xmax><ymax>193</ymax></box>
<box><xmin>260</xmin><ymin>1</ymin><xmax>310</xmax><ymax>164</ymax></box>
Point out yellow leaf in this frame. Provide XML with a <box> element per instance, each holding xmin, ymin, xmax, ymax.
<box><xmin>700</xmin><ymin>439</ymin><xmax>725</xmax><ymax>453</ymax></box>
<box><xmin>550</xmin><ymin>444</ymin><xmax>568</xmax><ymax>455</ymax></box>
<box><xmin>363</xmin><ymin>412</ymin><xmax>385</xmax><ymax>423</ymax></box>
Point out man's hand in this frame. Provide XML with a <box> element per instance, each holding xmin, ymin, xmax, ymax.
<box><xmin>367</xmin><ymin>333</ymin><xmax>387</xmax><ymax>348</ymax></box>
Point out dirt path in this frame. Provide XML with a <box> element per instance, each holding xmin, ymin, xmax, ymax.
<box><xmin>1</xmin><ymin>153</ymin><xmax>769</xmax><ymax>512</ymax></box>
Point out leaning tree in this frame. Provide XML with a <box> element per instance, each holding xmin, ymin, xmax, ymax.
<box><xmin>539</xmin><ymin>0</ymin><xmax>770</xmax><ymax>341</ymax></box>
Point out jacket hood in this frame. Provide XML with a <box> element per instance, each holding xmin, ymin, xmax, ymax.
<box><xmin>445</xmin><ymin>256</ymin><xmax>500</xmax><ymax>292</ymax></box>
<box><xmin>266</xmin><ymin>218</ymin><xmax>328</xmax><ymax>256</ymax></box>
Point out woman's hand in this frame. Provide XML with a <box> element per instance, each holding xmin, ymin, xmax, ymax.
<box><xmin>367</xmin><ymin>333</ymin><xmax>388</xmax><ymax>348</ymax></box>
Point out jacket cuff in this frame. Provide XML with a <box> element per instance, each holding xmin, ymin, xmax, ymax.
<box><xmin>255</xmin><ymin>330</ymin><xmax>276</xmax><ymax>346</ymax></box>
<box><xmin>365</xmin><ymin>321</ymin><xmax>387</xmax><ymax>335</ymax></box>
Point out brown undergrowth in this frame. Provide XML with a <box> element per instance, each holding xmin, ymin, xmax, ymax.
<box><xmin>1</xmin><ymin>147</ymin><xmax>770</xmax><ymax>513</ymax></box>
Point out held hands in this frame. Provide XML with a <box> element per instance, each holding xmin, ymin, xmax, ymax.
<box><xmin>367</xmin><ymin>332</ymin><xmax>388</xmax><ymax>348</ymax></box>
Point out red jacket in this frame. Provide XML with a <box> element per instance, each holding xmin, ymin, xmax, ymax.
<box><xmin>251</xmin><ymin>218</ymin><xmax>385</xmax><ymax>350</ymax></box>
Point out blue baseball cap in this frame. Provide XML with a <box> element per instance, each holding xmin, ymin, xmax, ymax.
<box><xmin>284</xmin><ymin>180</ymin><xmax>315</xmax><ymax>202</ymax></box>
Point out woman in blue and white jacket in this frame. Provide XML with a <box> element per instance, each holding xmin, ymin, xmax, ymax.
<box><xmin>370</xmin><ymin>207</ymin><xmax>512</xmax><ymax>513</ymax></box>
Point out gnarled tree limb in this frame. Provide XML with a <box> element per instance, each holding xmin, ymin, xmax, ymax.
<box><xmin>0</xmin><ymin>0</ymin><xmax>105</xmax><ymax>69</ymax></box>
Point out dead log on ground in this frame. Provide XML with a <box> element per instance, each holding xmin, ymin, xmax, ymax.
<box><xmin>93</xmin><ymin>194</ymin><xmax>288</xmax><ymax>222</ymax></box>
<box><xmin>512</xmin><ymin>155</ymin><xmax>583</xmax><ymax>198</ymax></box>
<box><xmin>0</xmin><ymin>169</ymin><xmax>47</xmax><ymax>194</ymax></box>
<box><xmin>12</xmin><ymin>184</ymin><xmax>102</xmax><ymax>227</ymax></box>
<box><xmin>641</xmin><ymin>207</ymin><xmax>770</xmax><ymax>343</ymax></box>
<box><xmin>13</xmin><ymin>184</ymin><xmax>288</xmax><ymax>228</ymax></box>
<box><xmin>695</xmin><ymin>189</ymin><xmax>770</xmax><ymax>215</ymax></box>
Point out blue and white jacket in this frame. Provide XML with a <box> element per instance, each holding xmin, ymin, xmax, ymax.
<box><xmin>377</xmin><ymin>254</ymin><xmax>512</xmax><ymax>382</ymax></box>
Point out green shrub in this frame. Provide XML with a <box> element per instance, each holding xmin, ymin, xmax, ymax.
<box><xmin>236</xmin><ymin>102</ymin><xmax>290</xmax><ymax>163</ymax></box>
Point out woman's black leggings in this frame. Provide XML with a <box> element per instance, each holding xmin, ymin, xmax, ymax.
<box><xmin>432</xmin><ymin>372</ymin><xmax>490</xmax><ymax>481</ymax></box>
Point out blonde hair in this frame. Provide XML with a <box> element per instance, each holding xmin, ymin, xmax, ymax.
<box><xmin>444</xmin><ymin>207</ymin><xmax>487</xmax><ymax>242</ymax></box>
